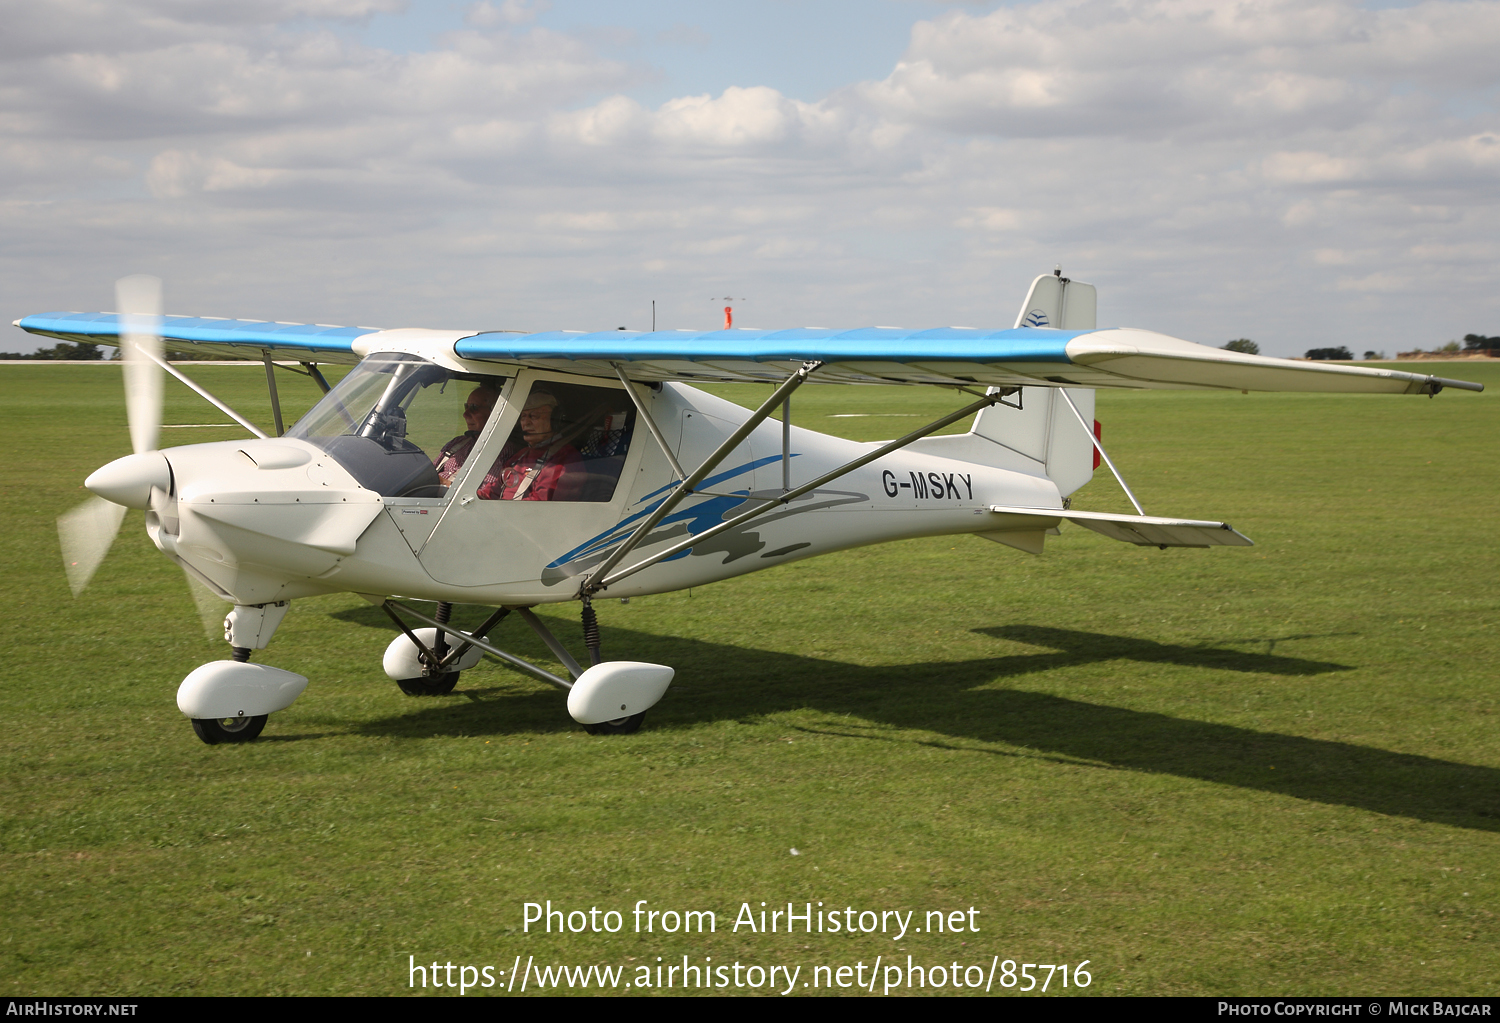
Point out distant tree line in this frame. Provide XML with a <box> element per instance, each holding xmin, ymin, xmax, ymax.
<box><xmin>1305</xmin><ymin>346</ymin><xmax>1354</xmax><ymax>361</ymax></box>
<box><xmin>1225</xmin><ymin>338</ymin><xmax>1360</xmax><ymax>359</ymax></box>
<box><xmin>0</xmin><ymin>341</ymin><xmax>241</xmax><ymax>361</ymax></box>
<box><xmin>0</xmin><ymin>339</ymin><xmax>108</xmax><ymax>360</ymax></box>
<box><xmin>1222</xmin><ymin>336</ymin><xmax>1494</xmax><ymax>361</ymax></box>
<box><xmin>1396</xmin><ymin>334</ymin><xmax>1499</xmax><ymax>358</ymax></box>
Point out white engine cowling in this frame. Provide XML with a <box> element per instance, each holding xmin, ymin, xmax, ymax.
<box><xmin>177</xmin><ymin>661</ymin><xmax>309</xmax><ymax>719</ymax></box>
<box><xmin>567</xmin><ymin>661</ymin><xmax>674</xmax><ymax>724</ymax></box>
<box><xmin>382</xmin><ymin>629</ymin><xmax>485</xmax><ymax>680</ymax></box>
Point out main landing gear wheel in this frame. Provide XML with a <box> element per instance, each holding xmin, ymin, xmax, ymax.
<box><xmin>191</xmin><ymin>715</ymin><xmax>268</xmax><ymax>745</ymax></box>
<box><xmin>395</xmin><ymin>672</ymin><xmax>460</xmax><ymax>697</ymax></box>
<box><xmin>584</xmin><ymin>712</ymin><xmax>646</xmax><ymax>736</ymax></box>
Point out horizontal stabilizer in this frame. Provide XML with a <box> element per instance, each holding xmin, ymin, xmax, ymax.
<box><xmin>987</xmin><ymin>505</ymin><xmax>1254</xmax><ymax>548</ymax></box>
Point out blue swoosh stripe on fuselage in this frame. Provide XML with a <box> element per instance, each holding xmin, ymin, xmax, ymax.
<box><xmin>548</xmin><ymin>456</ymin><xmax>785</xmax><ymax>569</ymax></box>
<box><xmin>631</xmin><ymin>453</ymin><xmax>796</xmax><ymax>509</ymax></box>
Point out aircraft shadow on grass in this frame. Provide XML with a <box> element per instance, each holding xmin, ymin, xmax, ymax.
<box><xmin>332</xmin><ymin>606</ymin><xmax>1498</xmax><ymax>833</ymax></box>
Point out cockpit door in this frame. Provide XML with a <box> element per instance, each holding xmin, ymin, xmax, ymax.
<box><xmin>417</xmin><ymin>371</ymin><xmax>656</xmax><ymax>594</ymax></box>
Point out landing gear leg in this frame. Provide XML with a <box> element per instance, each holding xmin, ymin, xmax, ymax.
<box><xmin>396</xmin><ymin>601</ymin><xmax>461</xmax><ymax>696</ymax></box>
<box><xmin>580</xmin><ymin>596</ymin><xmax>603</xmax><ymax>667</ymax></box>
<box><xmin>379</xmin><ymin>600</ymin><xmax>671</xmax><ymax>735</ymax></box>
<box><xmin>181</xmin><ymin>606</ymin><xmax>307</xmax><ymax>746</ymax></box>
<box><xmin>382</xmin><ymin>603</ymin><xmax>509</xmax><ymax>696</ymax></box>
<box><xmin>576</xmin><ymin>596</ymin><xmax>648</xmax><ymax>735</ymax></box>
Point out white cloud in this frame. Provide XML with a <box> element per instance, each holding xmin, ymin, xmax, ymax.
<box><xmin>652</xmin><ymin>87</ymin><xmax>804</xmax><ymax>147</ymax></box>
<box><xmin>466</xmin><ymin>0</ymin><xmax>548</xmax><ymax>29</ymax></box>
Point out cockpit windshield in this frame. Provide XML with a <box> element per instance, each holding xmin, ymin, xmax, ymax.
<box><xmin>288</xmin><ymin>354</ymin><xmax>506</xmax><ymax>498</ymax></box>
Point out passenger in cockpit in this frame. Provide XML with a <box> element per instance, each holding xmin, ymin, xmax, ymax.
<box><xmin>434</xmin><ymin>384</ymin><xmax>498</xmax><ymax>486</ymax></box>
<box><xmin>477</xmin><ymin>389</ymin><xmax>581</xmax><ymax>501</ymax></box>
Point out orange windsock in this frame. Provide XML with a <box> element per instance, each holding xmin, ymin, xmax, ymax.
<box><xmin>724</xmin><ymin>306</ymin><xmax>732</xmax><ymax>329</ymax></box>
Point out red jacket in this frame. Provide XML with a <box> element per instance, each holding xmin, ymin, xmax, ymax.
<box><xmin>477</xmin><ymin>439</ymin><xmax>582</xmax><ymax>501</ymax></box>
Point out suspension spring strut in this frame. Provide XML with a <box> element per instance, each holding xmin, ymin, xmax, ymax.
<box><xmin>432</xmin><ymin>601</ymin><xmax>453</xmax><ymax>667</ymax></box>
<box><xmin>580</xmin><ymin>596</ymin><xmax>602</xmax><ymax>667</ymax></box>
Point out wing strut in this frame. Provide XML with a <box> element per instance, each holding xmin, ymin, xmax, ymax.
<box><xmin>1057</xmin><ymin>388</ymin><xmax>1144</xmax><ymax>516</ymax></box>
<box><xmin>586</xmin><ymin>387</ymin><xmax>1018</xmax><ymax>595</ymax></box>
<box><xmin>303</xmin><ymin>363</ymin><xmax>332</xmax><ymax>394</ymax></box>
<box><xmin>256</xmin><ymin>357</ymin><xmax>332</xmax><ymax>434</ymax></box>
<box><xmin>612</xmin><ymin>363</ymin><xmax>687</xmax><ymax>481</ymax></box>
<box><xmin>782</xmin><ymin>393</ymin><xmax>792</xmax><ymax>491</ymax></box>
<box><xmin>139</xmin><ymin>345</ymin><xmax>268</xmax><ymax>438</ymax></box>
<box><xmin>261</xmin><ymin>353</ymin><xmax>285</xmax><ymax>436</ymax></box>
<box><xmin>580</xmin><ymin>361</ymin><xmax>824</xmax><ymax>595</ymax></box>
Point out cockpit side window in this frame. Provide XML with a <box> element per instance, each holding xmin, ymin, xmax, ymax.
<box><xmin>475</xmin><ymin>380</ymin><xmax>636</xmax><ymax>503</ymax></box>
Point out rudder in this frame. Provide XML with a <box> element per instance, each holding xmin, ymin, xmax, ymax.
<box><xmin>958</xmin><ymin>271</ymin><xmax>1100</xmax><ymax>497</ymax></box>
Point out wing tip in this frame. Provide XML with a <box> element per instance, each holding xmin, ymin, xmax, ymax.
<box><xmin>1429</xmin><ymin>375</ymin><xmax>1485</xmax><ymax>393</ymax></box>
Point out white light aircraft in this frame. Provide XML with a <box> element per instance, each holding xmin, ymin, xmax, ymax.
<box><xmin>18</xmin><ymin>272</ymin><xmax>1483</xmax><ymax>745</ymax></box>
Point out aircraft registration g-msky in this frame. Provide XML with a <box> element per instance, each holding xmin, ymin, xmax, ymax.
<box><xmin>16</xmin><ymin>271</ymin><xmax>1484</xmax><ymax>745</ymax></box>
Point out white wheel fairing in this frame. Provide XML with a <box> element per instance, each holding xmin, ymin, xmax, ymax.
<box><xmin>382</xmin><ymin>628</ymin><xmax>484</xmax><ymax>680</ymax></box>
<box><xmin>567</xmin><ymin>661</ymin><xmax>674</xmax><ymax>725</ymax></box>
<box><xmin>177</xmin><ymin>660</ymin><xmax>308</xmax><ymax>719</ymax></box>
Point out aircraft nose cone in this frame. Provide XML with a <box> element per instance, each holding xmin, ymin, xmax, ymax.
<box><xmin>85</xmin><ymin>451</ymin><xmax>171</xmax><ymax>509</ymax></box>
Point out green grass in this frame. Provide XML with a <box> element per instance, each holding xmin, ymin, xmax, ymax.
<box><xmin>2</xmin><ymin>361</ymin><xmax>1497</xmax><ymax>996</ymax></box>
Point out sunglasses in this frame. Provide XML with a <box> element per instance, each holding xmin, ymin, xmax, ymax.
<box><xmin>464</xmin><ymin>403</ymin><xmax>493</xmax><ymax>413</ymax></box>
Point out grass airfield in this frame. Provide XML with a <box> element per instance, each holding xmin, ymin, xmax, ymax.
<box><xmin>2</xmin><ymin>361</ymin><xmax>1497</xmax><ymax>997</ymax></box>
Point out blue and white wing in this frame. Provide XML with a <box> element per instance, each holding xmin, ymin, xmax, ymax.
<box><xmin>14</xmin><ymin>312</ymin><xmax>376</xmax><ymax>364</ymax></box>
<box><xmin>17</xmin><ymin>313</ymin><xmax>1483</xmax><ymax>394</ymax></box>
<box><xmin>453</xmin><ymin>326</ymin><xmax>1483</xmax><ymax>394</ymax></box>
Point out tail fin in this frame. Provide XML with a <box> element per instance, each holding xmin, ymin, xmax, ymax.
<box><xmin>983</xmin><ymin>271</ymin><xmax>1098</xmax><ymax>496</ymax></box>
<box><xmin>1015</xmin><ymin>270</ymin><xmax>1095</xmax><ymax>331</ymax></box>
<box><xmin>911</xmin><ymin>271</ymin><xmax>1100</xmax><ymax>497</ymax></box>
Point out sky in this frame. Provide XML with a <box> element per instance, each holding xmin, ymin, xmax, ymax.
<box><xmin>3</xmin><ymin>0</ymin><xmax>1499</xmax><ymax>357</ymax></box>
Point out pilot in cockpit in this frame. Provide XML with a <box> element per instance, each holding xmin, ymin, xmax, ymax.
<box><xmin>433</xmin><ymin>384</ymin><xmax>498</xmax><ymax>486</ymax></box>
<box><xmin>477</xmin><ymin>388</ymin><xmax>582</xmax><ymax>501</ymax></box>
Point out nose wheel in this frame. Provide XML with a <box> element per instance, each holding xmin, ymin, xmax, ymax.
<box><xmin>191</xmin><ymin>715</ymin><xmax>268</xmax><ymax>745</ymax></box>
<box><xmin>178</xmin><ymin>658</ymin><xmax>308</xmax><ymax>746</ymax></box>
